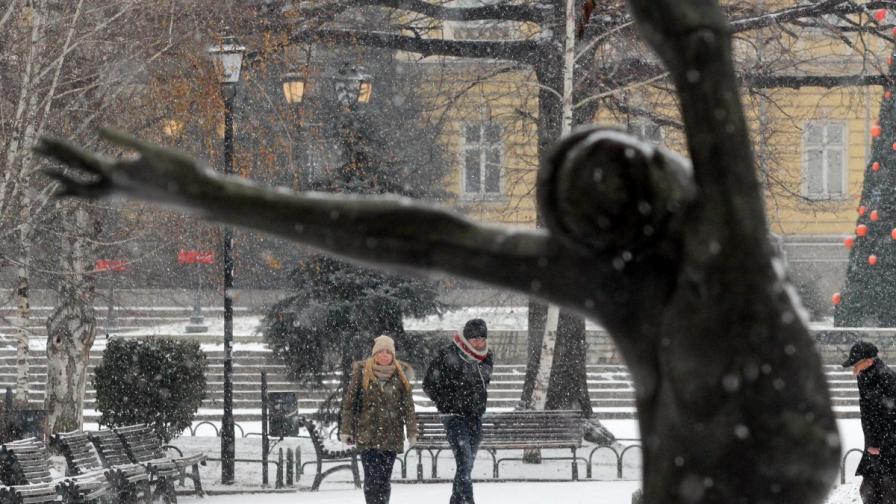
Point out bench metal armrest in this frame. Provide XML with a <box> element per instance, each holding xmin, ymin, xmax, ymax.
<box><xmin>161</xmin><ymin>445</ymin><xmax>182</xmax><ymax>457</ymax></box>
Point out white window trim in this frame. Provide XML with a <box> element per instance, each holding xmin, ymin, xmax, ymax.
<box><xmin>801</xmin><ymin>120</ymin><xmax>848</xmax><ymax>200</ymax></box>
<box><xmin>459</xmin><ymin>121</ymin><xmax>504</xmax><ymax>200</ymax></box>
<box><xmin>444</xmin><ymin>0</ymin><xmax>513</xmax><ymax>43</ymax></box>
<box><xmin>628</xmin><ymin>120</ymin><xmax>664</xmax><ymax>145</ymax></box>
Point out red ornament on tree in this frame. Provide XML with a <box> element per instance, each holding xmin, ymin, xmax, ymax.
<box><xmin>876</xmin><ymin>9</ymin><xmax>888</xmax><ymax>21</ymax></box>
<box><xmin>891</xmin><ymin>228</ymin><xmax>896</xmax><ymax>240</ymax></box>
<box><xmin>844</xmin><ymin>236</ymin><xmax>856</xmax><ymax>249</ymax></box>
<box><xmin>890</xmin><ymin>141</ymin><xmax>896</xmax><ymax>151</ymax></box>
<box><xmin>857</xmin><ymin>224</ymin><xmax>869</xmax><ymax>236</ymax></box>
<box><xmin>832</xmin><ymin>292</ymin><xmax>842</xmax><ymax>305</ymax></box>
<box><xmin>873</xmin><ymin>161</ymin><xmax>882</xmax><ymax>172</ymax></box>
<box><xmin>859</xmin><ymin>205</ymin><xmax>868</xmax><ymax>216</ymax></box>
<box><xmin>887</xmin><ymin>91</ymin><xmax>893</xmax><ymax>100</ymax></box>
<box><xmin>869</xmin><ymin>255</ymin><xmax>879</xmax><ymax>266</ymax></box>
<box><xmin>872</xmin><ymin>124</ymin><xmax>883</xmax><ymax>138</ymax></box>
<box><xmin>872</xmin><ymin>210</ymin><xmax>881</xmax><ymax>221</ymax></box>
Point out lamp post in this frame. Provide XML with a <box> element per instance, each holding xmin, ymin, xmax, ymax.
<box><xmin>281</xmin><ymin>71</ymin><xmax>309</xmax><ymax>188</ymax></box>
<box><xmin>208</xmin><ymin>33</ymin><xmax>244</xmax><ymax>486</ymax></box>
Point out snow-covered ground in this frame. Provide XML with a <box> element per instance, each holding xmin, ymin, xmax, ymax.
<box><xmin>181</xmin><ymin>481</ymin><xmax>642</xmax><ymax>504</ymax></box>
<box><xmin>176</xmin><ymin>481</ymin><xmax>866</xmax><ymax>504</ymax></box>
<box><xmin>110</xmin><ymin>418</ymin><xmax>867</xmax><ymax>503</ymax></box>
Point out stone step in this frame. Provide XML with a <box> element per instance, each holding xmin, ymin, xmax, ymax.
<box><xmin>0</xmin><ymin>345</ymin><xmax>865</xmax><ymax>423</ymax></box>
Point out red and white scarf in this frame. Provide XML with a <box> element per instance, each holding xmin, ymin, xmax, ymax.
<box><xmin>453</xmin><ymin>333</ymin><xmax>488</xmax><ymax>362</ymax></box>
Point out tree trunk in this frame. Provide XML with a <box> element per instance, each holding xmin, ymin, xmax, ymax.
<box><xmin>45</xmin><ymin>207</ymin><xmax>96</xmax><ymax>433</ymax></box>
<box><xmin>545</xmin><ymin>312</ymin><xmax>591</xmax><ymax>414</ymax></box>
<box><xmin>14</xmin><ymin>235</ymin><xmax>31</xmax><ymax>408</ymax></box>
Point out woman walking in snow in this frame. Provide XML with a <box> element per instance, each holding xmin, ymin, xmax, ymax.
<box><xmin>340</xmin><ymin>335</ymin><xmax>418</xmax><ymax>504</ymax></box>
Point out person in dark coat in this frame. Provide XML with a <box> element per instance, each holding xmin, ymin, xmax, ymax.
<box><xmin>340</xmin><ymin>335</ymin><xmax>418</xmax><ymax>504</ymax></box>
<box><xmin>844</xmin><ymin>341</ymin><xmax>896</xmax><ymax>504</ymax></box>
<box><xmin>422</xmin><ymin>318</ymin><xmax>494</xmax><ymax>504</ymax></box>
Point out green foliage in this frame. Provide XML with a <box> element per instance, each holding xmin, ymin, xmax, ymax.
<box><xmin>836</xmin><ymin>61</ymin><xmax>896</xmax><ymax>326</ymax></box>
<box><xmin>93</xmin><ymin>338</ymin><xmax>206</xmax><ymax>442</ymax></box>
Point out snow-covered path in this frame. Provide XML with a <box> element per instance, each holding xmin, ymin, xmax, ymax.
<box><xmin>176</xmin><ymin>480</ymin><xmax>862</xmax><ymax>504</ymax></box>
<box><xmin>181</xmin><ymin>481</ymin><xmax>642</xmax><ymax>504</ymax></box>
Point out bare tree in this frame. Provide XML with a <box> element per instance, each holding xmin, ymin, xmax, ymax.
<box><xmin>0</xmin><ymin>0</ymin><xmax>220</xmax><ymax>431</ymax></box>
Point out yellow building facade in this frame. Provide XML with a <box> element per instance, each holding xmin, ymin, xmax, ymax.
<box><xmin>408</xmin><ymin>5</ymin><xmax>895</xmax><ymax>317</ymax></box>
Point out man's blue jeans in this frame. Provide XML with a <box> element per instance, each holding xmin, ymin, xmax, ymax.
<box><xmin>442</xmin><ymin>415</ymin><xmax>483</xmax><ymax>504</ymax></box>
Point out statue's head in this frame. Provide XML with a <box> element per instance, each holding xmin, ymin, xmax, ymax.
<box><xmin>537</xmin><ymin>126</ymin><xmax>695</xmax><ymax>254</ymax></box>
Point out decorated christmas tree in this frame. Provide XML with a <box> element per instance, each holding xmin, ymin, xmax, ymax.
<box><xmin>834</xmin><ymin>46</ymin><xmax>896</xmax><ymax>326</ymax></box>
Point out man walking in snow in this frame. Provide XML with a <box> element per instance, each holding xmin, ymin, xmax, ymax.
<box><xmin>423</xmin><ymin>318</ymin><xmax>494</xmax><ymax>504</ymax></box>
<box><xmin>844</xmin><ymin>341</ymin><xmax>896</xmax><ymax>504</ymax></box>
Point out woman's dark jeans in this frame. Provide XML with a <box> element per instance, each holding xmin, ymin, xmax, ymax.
<box><xmin>360</xmin><ymin>449</ymin><xmax>397</xmax><ymax>504</ymax></box>
<box><xmin>442</xmin><ymin>415</ymin><xmax>483</xmax><ymax>504</ymax></box>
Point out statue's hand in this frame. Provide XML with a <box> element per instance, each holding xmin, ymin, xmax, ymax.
<box><xmin>34</xmin><ymin>128</ymin><xmax>215</xmax><ymax>207</ymax></box>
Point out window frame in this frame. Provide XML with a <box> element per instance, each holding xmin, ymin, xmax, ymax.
<box><xmin>459</xmin><ymin>121</ymin><xmax>504</xmax><ymax>200</ymax></box>
<box><xmin>444</xmin><ymin>0</ymin><xmax>514</xmax><ymax>41</ymax></box>
<box><xmin>801</xmin><ymin>120</ymin><xmax>848</xmax><ymax>201</ymax></box>
<box><xmin>627</xmin><ymin>119</ymin><xmax>664</xmax><ymax>145</ymax></box>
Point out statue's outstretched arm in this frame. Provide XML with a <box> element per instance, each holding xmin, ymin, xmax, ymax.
<box><xmin>34</xmin><ymin>129</ymin><xmax>573</xmax><ymax>297</ymax></box>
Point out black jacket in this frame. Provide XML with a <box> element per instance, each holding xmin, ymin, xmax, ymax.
<box><xmin>856</xmin><ymin>359</ymin><xmax>896</xmax><ymax>476</ymax></box>
<box><xmin>422</xmin><ymin>343</ymin><xmax>494</xmax><ymax>418</ymax></box>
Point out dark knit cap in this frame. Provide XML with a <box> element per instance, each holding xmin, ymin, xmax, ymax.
<box><xmin>842</xmin><ymin>341</ymin><xmax>878</xmax><ymax>368</ymax></box>
<box><xmin>463</xmin><ymin>318</ymin><xmax>488</xmax><ymax>340</ymax></box>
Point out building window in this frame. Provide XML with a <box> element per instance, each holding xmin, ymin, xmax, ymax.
<box><xmin>446</xmin><ymin>0</ymin><xmax>513</xmax><ymax>41</ymax></box>
<box><xmin>803</xmin><ymin>121</ymin><xmax>846</xmax><ymax>199</ymax></box>
<box><xmin>462</xmin><ymin>122</ymin><xmax>502</xmax><ymax>197</ymax></box>
<box><xmin>627</xmin><ymin>120</ymin><xmax>663</xmax><ymax>145</ymax></box>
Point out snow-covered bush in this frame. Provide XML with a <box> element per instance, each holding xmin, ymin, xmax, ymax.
<box><xmin>93</xmin><ymin>338</ymin><xmax>206</xmax><ymax>442</ymax></box>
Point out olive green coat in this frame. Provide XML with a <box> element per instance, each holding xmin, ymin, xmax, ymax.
<box><xmin>340</xmin><ymin>361</ymin><xmax>418</xmax><ymax>453</ymax></box>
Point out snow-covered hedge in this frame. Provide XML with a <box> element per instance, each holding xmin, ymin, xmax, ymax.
<box><xmin>93</xmin><ymin>338</ymin><xmax>206</xmax><ymax>442</ymax></box>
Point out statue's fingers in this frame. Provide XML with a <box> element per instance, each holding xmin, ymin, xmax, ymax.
<box><xmin>40</xmin><ymin>168</ymin><xmax>109</xmax><ymax>199</ymax></box>
<box><xmin>40</xmin><ymin>168</ymin><xmax>85</xmax><ymax>198</ymax></box>
<box><xmin>98</xmin><ymin>127</ymin><xmax>152</xmax><ymax>153</ymax></box>
<box><xmin>99</xmin><ymin>127</ymin><xmax>198</xmax><ymax>167</ymax></box>
<box><xmin>33</xmin><ymin>138</ymin><xmax>106</xmax><ymax>175</ymax></box>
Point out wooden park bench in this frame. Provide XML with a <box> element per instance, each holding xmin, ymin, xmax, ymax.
<box><xmin>111</xmin><ymin>425</ymin><xmax>206</xmax><ymax>501</ymax></box>
<box><xmin>0</xmin><ymin>437</ymin><xmax>107</xmax><ymax>504</ymax></box>
<box><xmin>295</xmin><ymin>417</ymin><xmax>361</xmax><ymax>491</ymax></box>
<box><xmin>408</xmin><ymin>410</ymin><xmax>586</xmax><ymax>481</ymax></box>
<box><xmin>87</xmin><ymin>429</ymin><xmax>178</xmax><ymax>504</ymax></box>
<box><xmin>0</xmin><ymin>483</ymin><xmax>58</xmax><ymax>504</ymax></box>
<box><xmin>52</xmin><ymin>431</ymin><xmax>151</xmax><ymax>504</ymax></box>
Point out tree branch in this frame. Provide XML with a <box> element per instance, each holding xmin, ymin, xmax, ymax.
<box><xmin>351</xmin><ymin>0</ymin><xmax>543</xmax><ymax>23</ymax></box>
<box><xmin>729</xmin><ymin>1</ymin><xmax>896</xmax><ymax>33</ymax></box>
<box><xmin>746</xmin><ymin>73</ymin><xmax>893</xmax><ymax>88</ymax></box>
<box><xmin>288</xmin><ymin>29</ymin><xmax>542</xmax><ymax>64</ymax></box>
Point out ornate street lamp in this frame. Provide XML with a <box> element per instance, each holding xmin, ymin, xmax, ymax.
<box><xmin>333</xmin><ymin>65</ymin><xmax>372</xmax><ymax>108</ymax></box>
<box><xmin>207</xmin><ymin>32</ymin><xmax>245</xmax><ymax>486</ymax></box>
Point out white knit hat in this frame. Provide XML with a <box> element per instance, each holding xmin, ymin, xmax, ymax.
<box><xmin>371</xmin><ymin>335</ymin><xmax>396</xmax><ymax>357</ymax></box>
